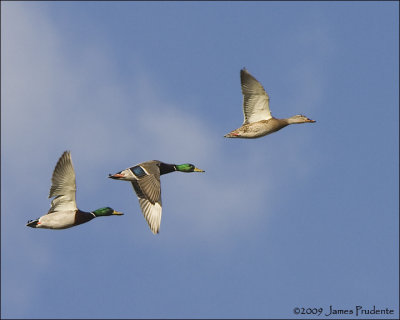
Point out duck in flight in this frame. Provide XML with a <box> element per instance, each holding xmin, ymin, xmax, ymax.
<box><xmin>109</xmin><ymin>160</ymin><xmax>204</xmax><ymax>234</ymax></box>
<box><xmin>27</xmin><ymin>151</ymin><xmax>123</xmax><ymax>229</ymax></box>
<box><xmin>224</xmin><ymin>68</ymin><xmax>315</xmax><ymax>139</ymax></box>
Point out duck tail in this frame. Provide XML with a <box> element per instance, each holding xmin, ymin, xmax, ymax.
<box><xmin>26</xmin><ymin>219</ymin><xmax>39</xmax><ymax>228</ymax></box>
<box><xmin>224</xmin><ymin>131</ymin><xmax>239</xmax><ymax>138</ymax></box>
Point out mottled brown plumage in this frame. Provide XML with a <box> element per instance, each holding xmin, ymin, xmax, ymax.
<box><xmin>224</xmin><ymin>68</ymin><xmax>315</xmax><ymax>139</ymax></box>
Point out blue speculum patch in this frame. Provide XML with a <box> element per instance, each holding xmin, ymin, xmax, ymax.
<box><xmin>131</xmin><ymin>166</ymin><xmax>146</xmax><ymax>178</ymax></box>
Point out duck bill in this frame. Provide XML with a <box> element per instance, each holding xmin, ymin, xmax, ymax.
<box><xmin>112</xmin><ymin>210</ymin><xmax>124</xmax><ymax>215</ymax></box>
<box><xmin>308</xmin><ymin>119</ymin><xmax>316</xmax><ymax>123</ymax></box>
<box><xmin>194</xmin><ymin>167</ymin><xmax>205</xmax><ymax>172</ymax></box>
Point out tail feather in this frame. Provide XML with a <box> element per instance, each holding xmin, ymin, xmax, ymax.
<box><xmin>224</xmin><ymin>131</ymin><xmax>239</xmax><ymax>138</ymax></box>
<box><xmin>26</xmin><ymin>219</ymin><xmax>39</xmax><ymax>228</ymax></box>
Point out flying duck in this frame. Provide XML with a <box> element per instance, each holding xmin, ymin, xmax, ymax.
<box><xmin>27</xmin><ymin>151</ymin><xmax>123</xmax><ymax>229</ymax></box>
<box><xmin>224</xmin><ymin>68</ymin><xmax>315</xmax><ymax>139</ymax></box>
<box><xmin>109</xmin><ymin>160</ymin><xmax>204</xmax><ymax>234</ymax></box>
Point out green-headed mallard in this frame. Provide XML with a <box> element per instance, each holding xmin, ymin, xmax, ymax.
<box><xmin>108</xmin><ymin>160</ymin><xmax>204</xmax><ymax>234</ymax></box>
<box><xmin>224</xmin><ymin>68</ymin><xmax>316</xmax><ymax>139</ymax></box>
<box><xmin>27</xmin><ymin>151</ymin><xmax>123</xmax><ymax>229</ymax></box>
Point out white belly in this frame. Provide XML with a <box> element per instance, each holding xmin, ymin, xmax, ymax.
<box><xmin>37</xmin><ymin>212</ymin><xmax>76</xmax><ymax>229</ymax></box>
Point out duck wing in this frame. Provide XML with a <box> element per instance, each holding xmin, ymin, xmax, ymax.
<box><xmin>241</xmin><ymin>68</ymin><xmax>272</xmax><ymax>124</ymax></box>
<box><xmin>130</xmin><ymin>163</ymin><xmax>162</xmax><ymax>234</ymax></box>
<box><xmin>47</xmin><ymin>151</ymin><xmax>77</xmax><ymax>213</ymax></box>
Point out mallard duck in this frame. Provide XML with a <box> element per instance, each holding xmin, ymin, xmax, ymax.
<box><xmin>224</xmin><ymin>68</ymin><xmax>316</xmax><ymax>139</ymax></box>
<box><xmin>26</xmin><ymin>151</ymin><xmax>123</xmax><ymax>229</ymax></box>
<box><xmin>108</xmin><ymin>160</ymin><xmax>204</xmax><ymax>234</ymax></box>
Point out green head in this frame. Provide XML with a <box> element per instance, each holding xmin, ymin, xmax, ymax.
<box><xmin>175</xmin><ymin>163</ymin><xmax>205</xmax><ymax>173</ymax></box>
<box><xmin>93</xmin><ymin>207</ymin><xmax>123</xmax><ymax>217</ymax></box>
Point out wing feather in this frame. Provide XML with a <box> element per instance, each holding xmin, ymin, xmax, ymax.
<box><xmin>130</xmin><ymin>169</ymin><xmax>163</xmax><ymax>234</ymax></box>
<box><xmin>138</xmin><ymin>199</ymin><xmax>162</xmax><ymax>234</ymax></box>
<box><xmin>47</xmin><ymin>151</ymin><xmax>77</xmax><ymax>213</ymax></box>
<box><xmin>241</xmin><ymin>69</ymin><xmax>272</xmax><ymax>124</ymax></box>
<box><xmin>132</xmin><ymin>175</ymin><xmax>161</xmax><ymax>204</ymax></box>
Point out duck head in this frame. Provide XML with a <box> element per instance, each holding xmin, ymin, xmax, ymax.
<box><xmin>175</xmin><ymin>164</ymin><xmax>205</xmax><ymax>173</ymax></box>
<box><xmin>287</xmin><ymin>114</ymin><xmax>316</xmax><ymax>124</ymax></box>
<box><xmin>93</xmin><ymin>207</ymin><xmax>123</xmax><ymax>216</ymax></box>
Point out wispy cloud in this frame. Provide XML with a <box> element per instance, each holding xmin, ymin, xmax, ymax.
<box><xmin>2</xmin><ymin>3</ymin><xmax>324</xmax><ymax>318</ymax></box>
<box><xmin>2</xmin><ymin>2</ymin><xmax>278</xmax><ymax>229</ymax></box>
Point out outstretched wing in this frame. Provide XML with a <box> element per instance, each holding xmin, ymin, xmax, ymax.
<box><xmin>241</xmin><ymin>68</ymin><xmax>272</xmax><ymax>124</ymax></box>
<box><xmin>130</xmin><ymin>172</ymin><xmax>162</xmax><ymax>234</ymax></box>
<box><xmin>137</xmin><ymin>198</ymin><xmax>162</xmax><ymax>235</ymax></box>
<box><xmin>48</xmin><ymin>151</ymin><xmax>77</xmax><ymax>213</ymax></box>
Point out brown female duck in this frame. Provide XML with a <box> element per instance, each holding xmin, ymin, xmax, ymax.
<box><xmin>224</xmin><ymin>68</ymin><xmax>316</xmax><ymax>139</ymax></box>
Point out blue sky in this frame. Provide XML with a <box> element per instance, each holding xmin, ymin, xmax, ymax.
<box><xmin>1</xmin><ymin>2</ymin><xmax>398</xmax><ymax>319</ymax></box>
